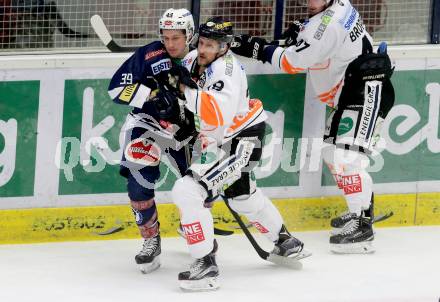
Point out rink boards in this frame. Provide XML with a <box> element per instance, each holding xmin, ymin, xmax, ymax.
<box><xmin>0</xmin><ymin>45</ymin><xmax>440</xmax><ymax>243</ymax></box>
<box><xmin>0</xmin><ymin>193</ymin><xmax>439</xmax><ymax>244</ymax></box>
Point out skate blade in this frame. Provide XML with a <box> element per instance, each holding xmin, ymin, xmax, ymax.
<box><xmin>332</xmin><ymin>226</ymin><xmax>376</xmax><ymax>236</ymax></box>
<box><xmin>267</xmin><ymin>249</ymin><xmax>312</xmax><ymax>270</ymax></box>
<box><xmin>330</xmin><ymin>241</ymin><xmax>375</xmax><ymax>254</ymax></box>
<box><xmin>330</xmin><ymin>228</ymin><xmax>343</xmax><ymax>235</ymax></box>
<box><xmin>139</xmin><ymin>257</ymin><xmax>160</xmax><ymax>274</ymax></box>
<box><xmin>179</xmin><ymin>276</ymin><xmax>220</xmax><ymax>292</ymax></box>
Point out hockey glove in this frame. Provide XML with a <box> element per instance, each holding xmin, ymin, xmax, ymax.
<box><xmin>144</xmin><ymin>76</ymin><xmax>161</xmax><ymax>98</ymax></box>
<box><xmin>151</xmin><ymin>89</ymin><xmax>180</xmax><ymax>121</ymax></box>
<box><xmin>231</xmin><ymin>35</ymin><xmax>266</xmax><ymax>61</ymax></box>
<box><xmin>281</xmin><ymin>20</ymin><xmax>304</xmax><ymax>47</ymax></box>
<box><xmin>174</xmin><ymin>108</ymin><xmax>198</xmax><ymax>143</ymax></box>
<box><xmin>169</xmin><ymin>65</ymin><xmax>198</xmax><ymax>89</ymax></box>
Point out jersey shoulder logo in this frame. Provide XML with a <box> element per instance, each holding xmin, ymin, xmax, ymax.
<box><xmin>314</xmin><ymin>9</ymin><xmax>334</xmax><ymax>40</ymax></box>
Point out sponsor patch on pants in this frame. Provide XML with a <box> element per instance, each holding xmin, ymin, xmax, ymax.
<box><xmin>182</xmin><ymin>222</ymin><xmax>205</xmax><ymax>245</ymax></box>
<box><xmin>333</xmin><ymin>174</ymin><xmax>343</xmax><ymax>189</ymax></box>
<box><xmin>251</xmin><ymin>221</ymin><xmax>269</xmax><ymax>234</ymax></box>
<box><xmin>342</xmin><ymin>174</ymin><xmax>363</xmax><ymax>195</ymax></box>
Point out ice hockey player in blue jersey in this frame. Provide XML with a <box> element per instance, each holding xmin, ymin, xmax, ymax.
<box><xmin>107</xmin><ymin>8</ymin><xmax>197</xmax><ymax>274</ymax></box>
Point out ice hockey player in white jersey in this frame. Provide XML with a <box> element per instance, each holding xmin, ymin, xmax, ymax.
<box><xmin>169</xmin><ymin>17</ymin><xmax>311</xmax><ymax>291</ymax></box>
<box><xmin>231</xmin><ymin>0</ymin><xmax>395</xmax><ymax>254</ymax></box>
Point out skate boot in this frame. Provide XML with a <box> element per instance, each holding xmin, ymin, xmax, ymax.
<box><xmin>331</xmin><ymin>195</ymin><xmax>374</xmax><ymax>234</ymax></box>
<box><xmin>135</xmin><ymin>233</ymin><xmax>161</xmax><ymax>274</ymax></box>
<box><xmin>330</xmin><ymin>214</ymin><xmax>374</xmax><ymax>254</ymax></box>
<box><xmin>178</xmin><ymin>240</ymin><xmax>219</xmax><ymax>291</ymax></box>
<box><xmin>330</xmin><ymin>212</ymin><xmax>358</xmax><ymax>229</ymax></box>
<box><xmin>271</xmin><ymin>225</ymin><xmax>311</xmax><ymax>260</ymax></box>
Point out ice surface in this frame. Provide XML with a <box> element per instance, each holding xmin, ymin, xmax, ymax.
<box><xmin>0</xmin><ymin>226</ymin><xmax>439</xmax><ymax>302</ymax></box>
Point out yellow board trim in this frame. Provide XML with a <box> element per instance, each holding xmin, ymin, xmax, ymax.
<box><xmin>0</xmin><ymin>193</ymin><xmax>439</xmax><ymax>244</ymax></box>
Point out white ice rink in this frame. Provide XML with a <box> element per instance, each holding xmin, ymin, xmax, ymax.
<box><xmin>0</xmin><ymin>226</ymin><xmax>439</xmax><ymax>302</ymax></box>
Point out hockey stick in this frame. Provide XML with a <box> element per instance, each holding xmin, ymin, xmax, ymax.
<box><xmin>373</xmin><ymin>211</ymin><xmax>394</xmax><ymax>224</ymax></box>
<box><xmin>175</xmin><ymin>91</ymin><xmax>233</xmax><ymax>237</ymax></box>
<box><xmin>230</xmin><ymin>38</ymin><xmax>286</xmax><ymax>49</ymax></box>
<box><xmin>222</xmin><ymin>196</ymin><xmax>307</xmax><ymax>269</ymax></box>
<box><xmin>90</xmin><ymin>14</ymin><xmax>139</xmax><ymax>52</ymax></box>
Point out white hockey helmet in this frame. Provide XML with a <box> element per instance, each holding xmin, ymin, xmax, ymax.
<box><xmin>159</xmin><ymin>8</ymin><xmax>195</xmax><ymax>45</ymax></box>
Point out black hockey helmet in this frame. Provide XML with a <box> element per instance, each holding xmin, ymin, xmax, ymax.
<box><xmin>198</xmin><ymin>17</ymin><xmax>234</xmax><ymax>44</ymax></box>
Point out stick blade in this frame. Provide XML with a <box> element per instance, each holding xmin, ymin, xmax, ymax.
<box><xmin>90</xmin><ymin>14</ymin><xmax>113</xmax><ymax>45</ymax></box>
<box><xmin>266</xmin><ymin>249</ymin><xmax>312</xmax><ymax>270</ymax></box>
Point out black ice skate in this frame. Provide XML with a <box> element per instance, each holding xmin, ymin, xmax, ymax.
<box><xmin>135</xmin><ymin>234</ymin><xmax>161</xmax><ymax>274</ymax></box>
<box><xmin>267</xmin><ymin>225</ymin><xmax>312</xmax><ymax>269</ymax></box>
<box><xmin>178</xmin><ymin>240</ymin><xmax>219</xmax><ymax>291</ymax></box>
<box><xmin>330</xmin><ymin>215</ymin><xmax>375</xmax><ymax>254</ymax></box>
<box><xmin>331</xmin><ymin>196</ymin><xmax>374</xmax><ymax>235</ymax></box>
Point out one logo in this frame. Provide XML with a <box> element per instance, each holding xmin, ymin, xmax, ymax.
<box><xmin>344</xmin><ymin>7</ymin><xmax>358</xmax><ymax>30</ymax></box>
<box><xmin>164</xmin><ymin>20</ymin><xmax>173</xmax><ymax>26</ymax></box>
<box><xmin>145</xmin><ymin>49</ymin><xmax>166</xmax><ymax>60</ymax></box>
<box><xmin>251</xmin><ymin>221</ymin><xmax>269</xmax><ymax>234</ymax></box>
<box><xmin>182</xmin><ymin>222</ymin><xmax>205</xmax><ymax>245</ymax></box>
<box><xmin>337</xmin><ymin>117</ymin><xmax>354</xmax><ymax>135</ymax></box>
<box><xmin>124</xmin><ymin>138</ymin><xmax>161</xmax><ymax>166</ymax></box>
<box><xmin>119</xmin><ymin>83</ymin><xmax>138</xmax><ymax>103</ymax></box>
<box><xmin>252</xmin><ymin>43</ymin><xmax>260</xmax><ymax>59</ymax></box>
<box><xmin>342</xmin><ymin>174</ymin><xmax>363</xmax><ymax>195</ymax></box>
<box><xmin>333</xmin><ymin>173</ymin><xmax>343</xmax><ymax>189</ymax></box>
<box><xmin>314</xmin><ymin>10</ymin><xmax>334</xmax><ymax>40</ymax></box>
<box><xmin>151</xmin><ymin>58</ymin><xmax>171</xmax><ymax>75</ymax></box>
<box><xmin>181</xmin><ymin>56</ymin><xmax>193</xmax><ymax>67</ymax></box>
<box><xmin>132</xmin><ymin>209</ymin><xmax>143</xmax><ymax>225</ymax></box>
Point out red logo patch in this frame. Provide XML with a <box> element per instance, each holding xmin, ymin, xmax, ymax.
<box><xmin>182</xmin><ymin>222</ymin><xmax>205</xmax><ymax>245</ymax></box>
<box><xmin>342</xmin><ymin>174</ymin><xmax>363</xmax><ymax>195</ymax></box>
<box><xmin>333</xmin><ymin>174</ymin><xmax>343</xmax><ymax>189</ymax></box>
<box><xmin>251</xmin><ymin>221</ymin><xmax>269</xmax><ymax>234</ymax></box>
<box><xmin>144</xmin><ymin>49</ymin><xmax>166</xmax><ymax>60</ymax></box>
<box><xmin>164</xmin><ymin>20</ymin><xmax>173</xmax><ymax>26</ymax></box>
<box><xmin>125</xmin><ymin>138</ymin><xmax>160</xmax><ymax>166</ymax></box>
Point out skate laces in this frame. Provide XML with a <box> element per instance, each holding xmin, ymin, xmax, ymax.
<box><xmin>190</xmin><ymin>257</ymin><xmax>206</xmax><ymax>276</ymax></box>
<box><xmin>340</xmin><ymin>212</ymin><xmax>355</xmax><ymax>221</ymax></box>
<box><xmin>339</xmin><ymin>218</ymin><xmax>359</xmax><ymax>236</ymax></box>
<box><xmin>140</xmin><ymin>236</ymin><xmax>158</xmax><ymax>256</ymax></box>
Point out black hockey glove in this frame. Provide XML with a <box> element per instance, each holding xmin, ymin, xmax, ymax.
<box><xmin>281</xmin><ymin>20</ymin><xmax>304</xmax><ymax>47</ymax></box>
<box><xmin>231</xmin><ymin>34</ymin><xmax>267</xmax><ymax>61</ymax></box>
<box><xmin>169</xmin><ymin>65</ymin><xmax>198</xmax><ymax>89</ymax></box>
<box><xmin>174</xmin><ymin>108</ymin><xmax>198</xmax><ymax>143</ymax></box>
<box><xmin>150</xmin><ymin>89</ymin><xmax>180</xmax><ymax>121</ymax></box>
<box><xmin>144</xmin><ymin>76</ymin><xmax>160</xmax><ymax>94</ymax></box>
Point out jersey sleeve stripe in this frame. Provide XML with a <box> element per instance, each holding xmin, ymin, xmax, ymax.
<box><xmin>318</xmin><ymin>80</ymin><xmax>342</xmax><ymax>105</ymax></box>
<box><xmin>281</xmin><ymin>56</ymin><xmax>305</xmax><ymax>74</ymax></box>
<box><xmin>225</xmin><ymin>99</ymin><xmax>264</xmax><ymax>136</ymax></box>
<box><xmin>129</xmin><ymin>84</ymin><xmax>151</xmax><ymax>108</ymax></box>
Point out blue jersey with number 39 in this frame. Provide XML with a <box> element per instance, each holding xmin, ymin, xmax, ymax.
<box><xmin>108</xmin><ymin>41</ymin><xmax>175</xmax><ymax>120</ymax></box>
